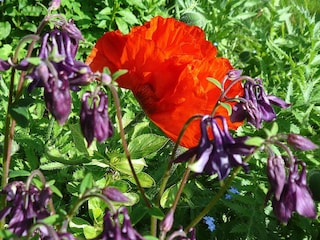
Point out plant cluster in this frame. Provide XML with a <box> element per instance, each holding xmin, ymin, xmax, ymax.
<box><xmin>0</xmin><ymin>0</ymin><xmax>319</xmax><ymax>239</ymax></box>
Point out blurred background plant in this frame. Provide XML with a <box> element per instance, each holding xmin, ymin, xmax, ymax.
<box><xmin>0</xmin><ymin>0</ymin><xmax>319</xmax><ymax>239</ymax></box>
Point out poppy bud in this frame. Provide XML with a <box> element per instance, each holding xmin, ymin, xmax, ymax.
<box><xmin>80</xmin><ymin>91</ymin><xmax>113</xmax><ymax>146</ymax></box>
<box><xmin>44</xmin><ymin>78</ymin><xmax>71</xmax><ymax>125</ymax></box>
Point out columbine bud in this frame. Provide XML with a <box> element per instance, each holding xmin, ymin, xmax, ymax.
<box><xmin>101</xmin><ymin>73</ymin><xmax>112</xmax><ymax>85</ymax></box>
<box><xmin>49</xmin><ymin>0</ymin><xmax>61</xmax><ymax>10</ymax></box>
<box><xmin>102</xmin><ymin>187</ymin><xmax>129</xmax><ymax>202</ymax></box>
<box><xmin>227</xmin><ymin>69</ymin><xmax>243</xmax><ymax>80</ymax></box>
<box><xmin>44</xmin><ymin>78</ymin><xmax>71</xmax><ymax>125</ymax></box>
<box><xmin>80</xmin><ymin>91</ymin><xmax>113</xmax><ymax>146</ymax></box>
<box><xmin>287</xmin><ymin>134</ymin><xmax>318</xmax><ymax>151</ymax></box>
<box><xmin>0</xmin><ymin>59</ymin><xmax>11</xmax><ymax>71</ymax></box>
<box><xmin>160</xmin><ymin>209</ymin><xmax>174</xmax><ymax>233</ymax></box>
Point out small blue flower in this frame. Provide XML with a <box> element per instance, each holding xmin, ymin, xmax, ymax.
<box><xmin>203</xmin><ymin>216</ymin><xmax>216</xmax><ymax>232</ymax></box>
<box><xmin>225</xmin><ymin>186</ymin><xmax>240</xmax><ymax>199</ymax></box>
<box><xmin>225</xmin><ymin>194</ymin><xmax>232</xmax><ymax>200</ymax></box>
<box><xmin>229</xmin><ymin>186</ymin><xmax>240</xmax><ymax>195</ymax></box>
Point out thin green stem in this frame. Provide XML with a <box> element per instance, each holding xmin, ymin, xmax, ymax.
<box><xmin>108</xmin><ymin>85</ymin><xmax>151</xmax><ymax>208</ymax></box>
<box><xmin>185</xmin><ymin>152</ymin><xmax>255</xmax><ymax>232</ymax></box>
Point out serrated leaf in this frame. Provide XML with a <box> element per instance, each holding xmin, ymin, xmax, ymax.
<box><xmin>245</xmin><ymin>137</ymin><xmax>264</xmax><ymax>147</ymax></box>
<box><xmin>9</xmin><ymin>170</ymin><xmax>30</xmax><ymax>178</ymax></box>
<box><xmin>233</xmin><ymin>12</ymin><xmax>256</xmax><ymax>20</ymax></box>
<box><xmin>128</xmin><ymin>134</ymin><xmax>167</xmax><ymax>159</ymax></box>
<box><xmin>127</xmin><ymin>172</ymin><xmax>155</xmax><ymax>188</ymax></box>
<box><xmin>207</xmin><ymin>77</ymin><xmax>222</xmax><ymax>89</ymax></box>
<box><xmin>40</xmin><ymin>162</ymin><xmax>66</xmax><ymax>170</ymax></box>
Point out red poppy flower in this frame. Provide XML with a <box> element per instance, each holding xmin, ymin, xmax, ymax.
<box><xmin>86</xmin><ymin>16</ymin><xmax>243</xmax><ymax>148</ymax></box>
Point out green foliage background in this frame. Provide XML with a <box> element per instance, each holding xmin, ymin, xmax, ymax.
<box><xmin>0</xmin><ymin>0</ymin><xmax>320</xmax><ymax>239</ymax></box>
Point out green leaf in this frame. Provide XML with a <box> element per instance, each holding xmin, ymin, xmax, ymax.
<box><xmin>148</xmin><ymin>207</ymin><xmax>164</xmax><ymax>220</ymax></box>
<box><xmin>207</xmin><ymin>77</ymin><xmax>222</xmax><ymax>89</ymax></box>
<box><xmin>112</xmin><ymin>69</ymin><xmax>128</xmax><ymax>81</ymax></box>
<box><xmin>41</xmin><ymin>214</ymin><xmax>60</xmax><ymax>225</ymax></box>
<box><xmin>110</xmin><ymin>154</ymin><xmax>146</xmax><ymax>175</ymax></box>
<box><xmin>118</xmin><ymin>9</ymin><xmax>139</xmax><ymax>25</ymax></box>
<box><xmin>26</xmin><ymin>57</ymin><xmax>41</xmax><ymax>65</ymax></box>
<box><xmin>9</xmin><ymin>170</ymin><xmax>30</xmax><ymax>178</ymax></box>
<box><xmin>144</xmin><ymin>236</ymin><xmax>159</xmax><ymax>240</ymax></box>
<box><xmin>130</xmin><ymin>204</ymin><xmax>148</xmax><ymax>225</ymax></box>
<box><xmin>80</xmin><ymin>173</ymin><xmax>93</xmax><ymax>195</ymax></box>
<box><xmin>0</xmin><ymin>230</ymin><xmax>16</xmax><ymax>239</ymax></box>
<box><xmin>128</xmin><ymin>134</ymin><xmax>167</xmax><ymax>159</ymax></box>
<box><xmin>0</xmin><ymin>21</ymin><xmax>11</xmax><ymax>40</ymax></box>
<box><xmin>115</xmin><ymin>17</ymin><xmax>129</xmax><ymax>34</ymax></box>
<box><xmin>160</xmin><ymin>184</ymin><xmax>180</xmax><ymax>208</ymax></box>
<box><xmin>233</xmin><ymin>12</ymin><xmax>257</xmax><ymax>20</ymax></box>
<box><xmin>127</xmin><ymin>172</ymin><xmax>155</xmax><ymax>188</ymax></box>
<box><xmin>84</xmin><ymin>225</ymin><xmax>99</xmax><ymax>239</ymax></box>
<box><xmin>245</xmin><ymin>137</ymin><xmax>265</xmax><ymax>147</ymax></box>
<box><xmin>40</xmin><ymin>162</ymin><xmax>66</xmax><ymax>170</ymax></box>
<box><xmin>0</xmin><ymin>44</ymin><xmax>13</xmax><ymax>59</ymax></box>
<box><xmin>69</xmin><ymin>217</ymin><xmax>91</xmax><ymax>233</ymax></box>
<box><xmin>69</xmin><ymin>123</ymin><xmax>89</xmax><ymax>154</ymax></box>
<box><xmin>220</xmin><ymin>102</ymin><xmax>232</xmax><ymax>116</ymax></box>
<box><xmin>9</xmin><ymin>105</ymin><xmax>30</xmax><ymax>128</ymax></box>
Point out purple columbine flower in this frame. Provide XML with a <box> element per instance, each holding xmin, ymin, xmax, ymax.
<box><xmin>268</xmin><ymin>160</ymin><xmax>317</xmax><ymax>223</ymax></box>
<box><xmin>102</xmin><ymin>187</ymin><xmax>129</xmax><ymax>202</ymax></box>
<box><xmin>231</xmin><ymin>79</ymin><xmax>290</xmax><ymax>129</ymax></box>
<box><xmin>267</xmin><ymin>155</ymin><xmax>286</xmax><ymax>201</ymax></box>
<box><xmin>44</xmin><ymin>76</ymin><xmax>71</xmax><ymax>125</ymax></box>
<box><xmin>174</xmin><ymin>115</ymin><xmax>253</xmax><ymax>179</ymax></box>
<box><xmin>287</xmin><ymin>134</ymin><xmax>318</xmax><ymax>151</ymax></box>
<box><xmin>80</xmin><ymin>91</ymin><xmax>113</xmax><ymax>146</ymax></box>
<box><xmin>95</xmin><ymin>207</ymin><xmax>144</xmax><ymax>240</ymax></box>
<box><xmin>27</xmin><ymin>29</ymin><xmax>92</xmax><ymax>92</ymax></box>
<box><xmin>0</xmin><ymin>181</ymin><xmax>52</xmax><ymax>237</ymax></box>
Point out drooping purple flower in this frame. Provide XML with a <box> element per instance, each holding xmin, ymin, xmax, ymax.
<box><xmin>269</xmin><ymin>161</ymin><xmax>317</xmax><ymax>223</ymax></box>
<box><xmin>0</xmin><ymin>181</ymin><xmax>52</xmax><ymax>237</ymax></box>
<box><xmin>287</xmin><ymin>134</ymin><xmax>318</xmax><ymax>151</ymax></box>
<box><xmin>231</xmin><ymin>79</ymin><xmax>290</xmax><ymax>128</ymax></box>
<box><xmin>44</xmin><ymin>76</ymin><xmax>71</xmax><ymax>125</ymax></box>
<box><xmin>27</xmin><ymin>29</ymin><xmax>93</xmax><ymax>92</ymax></box>
<box><xmin>95</xmin><ymin>207</ymin><xmax>144</xmax><ymax>240</ymax></box>
<box><xmin>267</xmin><ymin>155</ymin><xmax>286</xmax><ymax>201</ymax></box>
<box><xmin>174</xmin><ymin>115</ymin><xmax>253</xmax><ymax>179</ymax></box>
<box><xmin>0</xmin><ymin>59</ymin><xmax>11</xmax><ymax>71</ymax></box>
<box><xmin>80</xmin><ymin>91</ymin><xmax>113</xmax><ymax>146</ymax></box>
<box><xmin>102</xmin><ymin>187</ymin><xmax>129</xmax><ymax>202</ymax></box>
